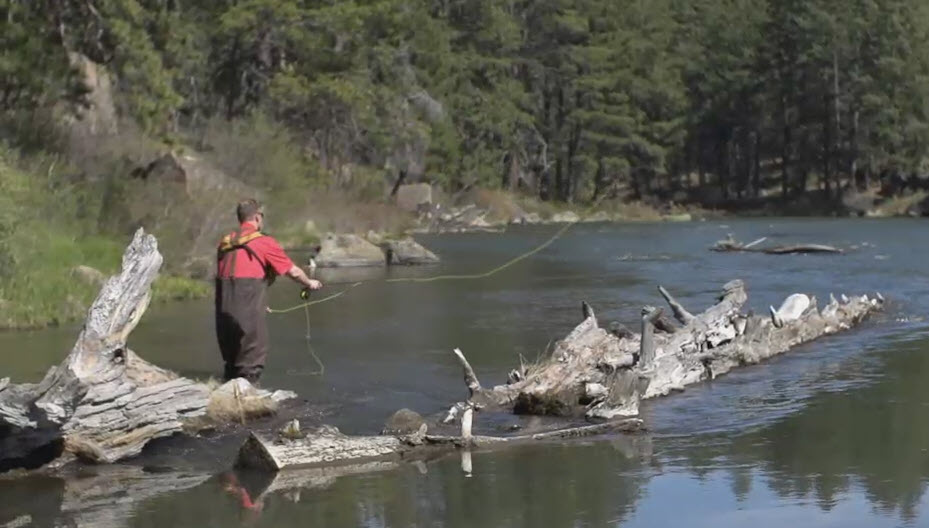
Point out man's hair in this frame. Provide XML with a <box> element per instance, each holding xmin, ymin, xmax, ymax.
<box><xmin>236</xmin><ymin>199</ymin><xmax>263</xmax><ymax>223</ymax></box>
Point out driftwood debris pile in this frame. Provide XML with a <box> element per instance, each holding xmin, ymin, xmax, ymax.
<box><xmin>238</xmin><ymin>279</ymin><xmax>883</xmax><ymax>471</ymax></box>
<box><xmin>446</xmin><ymin>279</ymin><xmax>882</xmax><ymax>420</ymax></box>
<box><xmin>0</xmin><ymin>229</ymin><xmax>291</xmax><ymax>473</ymax></box>
<box><xmin>712</xmin><ymin>235</ymin><xmax>844</xmax><ymax>254</ymax></box>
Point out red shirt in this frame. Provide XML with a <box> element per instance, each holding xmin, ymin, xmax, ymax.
<box><xmin>216</xmin><ymin>223</ymin><xmax>295</xmax><ymax>279</ymax></box>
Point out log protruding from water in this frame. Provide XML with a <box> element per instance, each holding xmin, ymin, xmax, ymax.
<box><xmin>441</xmin><ymin>278</ymin><xmax>882</xmax><ymax>422</ymax></box>
<box><xmin>657</xmin><ymin>286</ymin><xmax>695</xmax><ymax>324</ymax></box>
<box><xmin>0</xmin><ymin>229</ymin><xmax>291</xmax><ymax>472</ymax></box>
<box><xmin>453</xmin><ymin>348</ymin><xmax>482</xmax><ymax>397</ymax></box>
<box><xmin>712</xmin><ymin>235</ymin><xmax>844</xmax><ymax>254</ymax></box>
<box><xmin>235</xmin><ymin>418</ymin><xmax>644</xmax><ymax>471</ymax></box>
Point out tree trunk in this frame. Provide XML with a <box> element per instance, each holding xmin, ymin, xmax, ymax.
<box><xmin>823</xmin><ymin>93</ymin><xmax>833</xmax><ymax>198</ymax></box>
<box><xmin>0</xmin><ymin>229</ymin><xmax>291</xmax><ymax>472</ymax></box>
<box><xmin>781</xmin><ymin>93</ymin><xmax>792</xmax><ymax>199</ymax></box>
<box><xmin>832</xmin><ymin>48</ymin><xmax>843</xmax><ymax>195</ymax></box>
<box><xmin>752</xmin><ymin>130</ymin><xmax>762</xmax><ymax>198</ymax></box>
<box><xmin>850</xmin><ymin>109</ymin><xmax>860</xmax><ymax>189</ymax></box>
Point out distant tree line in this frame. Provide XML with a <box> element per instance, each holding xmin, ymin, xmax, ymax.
<box><xmin>3</xmin><ymin>0</ymin><xmax>929</xmax><ymax>204</ymax></box>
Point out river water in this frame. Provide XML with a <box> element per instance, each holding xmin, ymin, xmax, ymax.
<box><xmin>2</xmin><ymin>218</ymin><xmax>929</xmax><ymax>527</ymax></box>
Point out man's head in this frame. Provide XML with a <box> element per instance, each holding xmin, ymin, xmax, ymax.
<box><xmin>236</xmin><ymin>199</ymin><xmax>264</xmax><ymax>229</ymax></box>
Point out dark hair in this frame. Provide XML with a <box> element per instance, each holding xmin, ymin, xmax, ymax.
<box><xmin>236</xmin><ymin>199</ymin><xmax>263</xmax><ymax>223</ymax></box>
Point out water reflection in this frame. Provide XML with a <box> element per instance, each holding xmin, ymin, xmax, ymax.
<box><xmin>7</xmin><ymin>332</ymin><xmax>929</xmax><ymax>527</ymax></box>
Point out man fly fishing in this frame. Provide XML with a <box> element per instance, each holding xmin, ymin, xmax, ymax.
<box><xmin>215</xmin><ymin>199</ymin><xmax>322</xmax><ymax>382</ymax></box>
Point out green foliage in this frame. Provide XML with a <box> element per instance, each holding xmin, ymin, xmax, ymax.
<box><xmin>6</xmin><ymin>0</ymin><xmax>929</xmax><ymax>206</ymax></box>
<box><xmin>151</xmin><ymin>276</ymin><xmax>211</xmax><ymax>302</ymax></box>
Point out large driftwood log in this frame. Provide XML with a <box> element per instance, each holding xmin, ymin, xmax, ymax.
<box><xmin>0</xmin><ymin>229</ymin><xmax>210</xmax><ymax>469</ymax></box>
<box><xmin>712</xmin><ymin>235</ymin><xmax>843</xmax><ymax>254</ymax></box>
<box><xmin>0</xmin><ymin>229</ymin><xmax>292</xmax><ymax>472</ymax></box>
<box><xmin>447</xmin><ymin>280</ymin><xmax>882</xmax><ymax>420</ymax></box>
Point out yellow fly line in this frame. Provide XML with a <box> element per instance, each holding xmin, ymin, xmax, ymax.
<box><xmin>383</xmin><ymin>221</ymin><xmax>574</xmax><ymax>284</ymax></box>
<box><xmin>267</xmin><ymin>282</ymin><xmax>362</xmax><ymax>314</ymax></box>
<box><xmin>267</xmin><ymin>190</ymin><xmax>612</xmax><ymax>312</ymax></box>
<box><xmin>265</xmin><ymin>191</ymin><xmax>611</xmax><ymax>376</ymax></box>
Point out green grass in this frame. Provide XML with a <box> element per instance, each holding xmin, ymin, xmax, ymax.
<box><xmin>0</xmin><ymin>226</ymin><xmax>210</xmax><ymax>329</ymax></box>
<box><xmin>0</xmin><ymin>226</ymin><xmax>123</xmax><ymax>329</ymax></box>
<box><xmin>152</xmin><ymin>275</ymin><xmax>210</xmax><ymax>302</ymax></box>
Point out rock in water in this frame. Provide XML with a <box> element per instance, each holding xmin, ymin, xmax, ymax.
<box><xmin>551</xmin><ymin>211</ymin><xmax>580</xmax><ymax>223</ymax></box>
<box><xmin>316</xmin><ymin>233</ymin><xmax>387</xmax><ymax>267</ymax></box>
<box><xmin>381</xmin><ymin>408</ymin><xmax>426</xmax><ymax>435</ymax></box>
<box><xmin>382</xmin><ymin>237</ymin><xmax>440</xmax><ymax>265</ymax></box>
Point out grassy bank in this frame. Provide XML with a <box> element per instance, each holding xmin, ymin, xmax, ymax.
<box><xmin>0</xmin><ymin>147</ymin><xmax>209</xmax><ymax>330</ymax></box>
<box><xmin>0</xmin><ymin>224</ymin><xmax>209</xmax><ymax>330</ymax></box>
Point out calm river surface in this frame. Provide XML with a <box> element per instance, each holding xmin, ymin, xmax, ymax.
<box><xmin>3</xmin><ymin>218</ymin><xmax>929</xmax><ymax>527</ymax></box>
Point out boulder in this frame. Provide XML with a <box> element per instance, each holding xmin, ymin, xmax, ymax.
<box><xmin>366</xmin><ymin>230</ymin><xmax>384</xmax><ymax>245</ymax></box>
<box><xmin>842</xmin><ymin>191</ymin><xmax>879</xmax><ymax>217</ymax></box>
<box><xmin>381</xmin><ymin>408</ymin><xmax>426</xmax><ymax>435</ymax></box>
<box><xmin>511</xmin><ymin>212</ymin><xmax>543</xmax><ymax>225</ymax></box>
<box><xmin>382</xmin><ymin>237</ymin><xmax>440</xmax><ymax>265</ymax></box>
<box><xmin>551</xmin><ymin>211</ymin><xmax>580</xmax><ymax>223</ymax></box>
<box><xmin>395</xmin><ymin>183</ymin><xmax>433</xmax><ymax>213</ymax></box>
<box><xmin>583</xmin><ymin>211</ymin><xmax>611</xmax><ymax>223</ymax></box>
<box><xmin>71</xmin><ymin>265</ymin><xmax>106</xmax><ymax>286</ymax></box>
<box><xmin>316</xmin><ymin>233</ymin><xmax>386</xmax><ymax>267</ymax></box>
<box><xmin>207</xmin><ymin>378</ymin><xmax>297</xmax><ymax>423</ymax></box>
<box><xmin>132</xmin><ymin>153</ymin><xmax>187</xmax><ymax>186</ymax></box>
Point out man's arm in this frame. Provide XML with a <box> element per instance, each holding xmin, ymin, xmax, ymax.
<box><xmin>285</xmin><ymin>265</ymin><xmax>323</xmax><ymax>291</ymax></box>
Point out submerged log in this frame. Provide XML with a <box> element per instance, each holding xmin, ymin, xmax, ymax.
<box><xmin>712</xmin><ymin>235</ymin><xmax>843</xmax><ymax>254</ymax></box>
<box><xmin>236</xmin><ymin>419</ymin><xmax>644</xmax><ymax>471</ymax></box>
<box><xmin>0</xmin><ymin>229</ymin><xmax>290</xmax><ymax>472</ymax></box>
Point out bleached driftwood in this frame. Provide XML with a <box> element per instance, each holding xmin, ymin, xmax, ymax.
<box><xmin>712</xmin><ymin>235</ymin><xmax>843</xmax><ymax>254</ymax></box>
<box><xmin>443</xmin><ymin>280</ymin><xmax>882</xmax><ymax>420</ymax></box>
<box><xmin>235</xmin><ymin>418</ymin><xmax>643</xmax><ymax>471</ymax></box>
<box><xmin>0</xmin><ymin>229</ymin><xmax>211</xmax><ymax>469</ymax></box>
<box><xmin>0</xmin><ymin>229</ymin><xmax>291</xmax><ymax>472</ymax></box>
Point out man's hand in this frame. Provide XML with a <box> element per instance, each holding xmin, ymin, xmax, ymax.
<box><xmin>287</xmin><ymin>265</ymin><xmax>323</xmax><ymax>295</ymax></box>
<box><xmin>300</xmin><ymin>280</ymin><xmax>323</xmax><ymax>300</ymax></box>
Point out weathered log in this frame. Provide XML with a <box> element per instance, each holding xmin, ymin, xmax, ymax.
<box><xmin>712</xmin><ymin>236</ymin><xmax>843</xmax><ymax>255</ymax></box>
<box><xmin>657</xmin><ymin>286</ymin><xmax>695</xmax><ymax>324</ymax></box>
<box><xmin>0</xmin><ymin>229</ymin><xmax>209</xmax><ymax>468</ymax></box>
<box><xmin>235</xmin><ymin>418</ymin><xmax>644</xmax><ymax>471</ymax></box>
<box><xmin>0</xmin><ymin>229</ymin><xmax>292</xmax><ymax>472</ymax></box>
<box><xmin>448</xmin><ymin>279</ymin><xmax>881</xmax><ymax>420</ymax></box>
<box><xmin>642</xmin><ymin>306</ymin><xmax>679</xmax><ymax>333</ymax></box>
<box><xmin>452</xmin><ymin>348</ymin><xmax>482</xmax><ymax>396</ymax></box>
<box><xmin>762</xmin><ymin>244</ymin><xmax>844</xmax><ymax>254</ymax></box>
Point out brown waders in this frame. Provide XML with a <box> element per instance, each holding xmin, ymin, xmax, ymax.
<box><xmin>215</xmin><ymin>278</ymin><xmax>268</xmax><ymax>382</ymax></box>
<box><xmin>215</xmin><ymin>229</ymin><xmax>273</xmax><ymax>383</ymax></box>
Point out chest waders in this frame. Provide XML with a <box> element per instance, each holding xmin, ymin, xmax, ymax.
<box><xmin>215</xmin><ymin>230</ymin><xmax>273</xmax><ymax>382</ymax></box>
